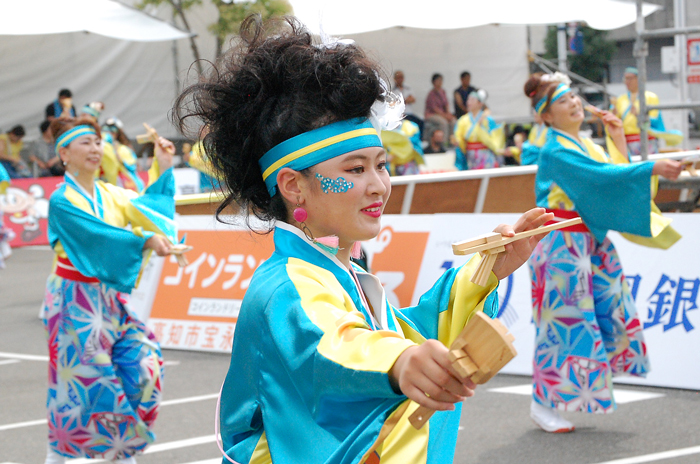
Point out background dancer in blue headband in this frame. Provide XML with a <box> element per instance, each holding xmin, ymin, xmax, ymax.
<box><xmin>613</xmin><ymin>67</ymin><xmax>683</xmax><ymax>156</ymax></box>
<box><xmin>175</xmin><ymin>15</ymin><xmax>553</xmax><ymax>464</ymax></box>
<box><xmin>43</xmin><ymin>115</ymin><xmax>177</xmax><ymax>464</ymax></box>
<box><xmin>454</xmin><ymin>89</ymin><xmax>505</xmax><ymax>170</ymax></box>
<box><xmin>523</xmin><ymin>73</ymin><xmax>683</xmax><ymax>434</ymax></box>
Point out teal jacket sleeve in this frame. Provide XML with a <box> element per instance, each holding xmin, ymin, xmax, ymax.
<box><xmin>537</xmin><ymin>143</ymin><xmax>654</xmax><ymax>242</ymax></box>
<box><xmin>48</xmin><ymin>190</ymin><xmax>150</xmax><ymax>293</ymax></box>
<box><xmin>520</xmin><ymin>141</ymin><xmax>540</xmax><ymax>165</ymax></box>
<box><xmin>396</xmin><ymin>254</ymin><xmax>499</xmax><ymax>346</ymax></box>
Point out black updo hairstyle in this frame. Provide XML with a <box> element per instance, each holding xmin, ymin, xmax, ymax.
<box><xmin>173</xmin><ymin>14</ymin><xmax>386</xmax><ymax>229</ymax></box>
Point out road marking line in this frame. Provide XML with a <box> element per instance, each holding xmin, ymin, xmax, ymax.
<box><xmin>0</xmin><ymin>419</ymin><xmax>47</xmax><ymax>432</ymax></box>
<box><xmin>180</xmin><ymin>459</ymin><xmax>221</xmax><ymax>464</ymax></box>
<box><xmin>0</xmin><ymin>352</ymin><xmax>182</xmax><ymax>366</ymax></box>
<box><xmin>68</xmin><ymin>435</ymin><xmax>217</xmax><ymax>463</ymax></box>
<box><xmin>0</xmin><ymin>360</ymin><xmax>20</xmax><ymax>366</ymax></box>
<box><xmin>161</xmin><ymin>393</ymin><xmax>219</xmax><ymax>406</ymax></box>
<box><xmin>592</xmin><ymin>445</ymin><xmax>700</xmax><ymax>464</ymax></box>
<box><xmin>0</xmin><ymin>393</ymin><xmax>218</xmax><ymax>432</ymax></box>
<box><xmin>0</xmin><ymin>352</ymin><xmax>48</xmax><ymax>361</ymax></box>
<box><xmin>488</xmin><ymin>384</ymin><xmax>665</xmax><ymax>404</ymax></box>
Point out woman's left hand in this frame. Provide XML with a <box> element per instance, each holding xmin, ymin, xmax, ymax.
<box><xmin>490</xmin><ymin>208</ymin><xmax>554</xmax><ymax>281</ymax></box>
<box><xmin>154</xmin><ymin>136</ymin><xmax>175</xmax><ymax>171</ymax></box>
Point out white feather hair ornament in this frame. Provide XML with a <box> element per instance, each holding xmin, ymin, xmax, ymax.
<box><xmin>370</xmin><ymin>80</ymin><xmax>405</xmax><ymax>133</ymax></box>
<box><xmin>542</xmin><ymin>71</ymin><xmax>572</xmax><ymax>86</ymax></box>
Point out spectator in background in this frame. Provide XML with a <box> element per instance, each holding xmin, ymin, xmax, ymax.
<box><xmin>392</xmin><ymin>70</ymin><xmax>423</xmax><ymax>134</ymax></box>
<box><xmin>176</xmin><ymin>142</ymin><xmax>193</xmax><ymax>168</ymax></box>
<box><xmin>423</xmin><ymin>129</ymin><xmax>446</xmax><ymax>154</ymax></box>
<box><xmin>29</xmin><ymin>120</ymin><xmax>65</xmax><ymax>177</ymax></box>
<box><xmin>424</xmin><ymin>73</ymin><xmax>455</xmax><ymax>143</ymax></box>
<box><xmin>454</xmin><ymin>71</ymin><xmax>477</xmax><ymax>119</ymax></box>
<box><xmin>45</xmin><ymin>89</ymin><xmax>76</xmax><ymax>121</ymax></box>
<box><xmin>0</xmin><ymin>125</ymin><xmax>31</xmax><ymax>178</ymax></box>
<box><xmin>502</xmin><ymin>125</ymin><xmax>527</xmax><ymax>166</ymax></box>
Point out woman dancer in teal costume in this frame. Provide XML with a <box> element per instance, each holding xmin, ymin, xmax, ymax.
<box><xmin>175</xmin><ymin>15</ymin><xmax>553</xmax><ymax>464</ymax></box>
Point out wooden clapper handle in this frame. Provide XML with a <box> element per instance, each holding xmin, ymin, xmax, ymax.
<box><xmin>408</xmin><ymin>312</ymin><xmax>517</xmax><ymax>430</ymax></box>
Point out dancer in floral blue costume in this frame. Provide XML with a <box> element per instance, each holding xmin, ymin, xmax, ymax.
<box><xmin>43</xmin><ymin>116</ymin><xmax>177</xmax><ymax>463</ymax></box>
<box><xmin>523</xmin><ymin>73</ymin><xmax>683</xmax><ymax>433</ymax></box>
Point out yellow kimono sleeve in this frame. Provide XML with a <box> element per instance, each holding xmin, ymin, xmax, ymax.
<box><xmin>283</xmin><ymin>259</ymin><xmax>415</xmax><ymax>387</ymax></box>
<box><xmin>99</xmin><ymin>142</ymin><xmax>120</xmax><ymax>185</ymax></box>
<box><xmin>621</xmin><ymin>176</ymin><xmax>682</xmax><ymax>249</ymax></box>
<box><xmin>454</xmin><ymin>116</ymin><xmax>470</xmax><ymax>153</ymax></box>
<box><xmin>189</xmin><ymin>141</ymin><xmax>216</xmax><ymax>177</ymax></box>
<box><xmin>437</xmin><ymin>254</ymin><xmax>499</xmax><ymax>347</ymax></box>
<box><xmin>474</xmin><ymin>123</ymin><xmax>505</xmax><ymax>154</ymax></box>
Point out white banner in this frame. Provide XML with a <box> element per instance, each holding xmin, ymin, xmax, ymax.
<box><xmin>155</xmin><ymin>213</ymin><xmax>699</xmax><ymax>390</ymax></box>
<box><xmin>374</xmin><ymin>214</ymin><xmax>700</xmax><ymax>391</ymax></box>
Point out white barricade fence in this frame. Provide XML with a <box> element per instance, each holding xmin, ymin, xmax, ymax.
<box><xmin>173</xmin><ymin>168</ymin><xmax>201</xmax><ymax>195</ymax></box>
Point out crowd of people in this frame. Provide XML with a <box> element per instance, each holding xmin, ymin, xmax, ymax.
<box><xmin>0</xmin><ymin>89</ymin><xmax>207</xmax><ymax>184</ymax></box>
<box><xmin>384</xmin><ymin>64</ymin><xmax>683</xmax><ymax>174</ymax></box>
<box><xmin>0</xmin><ymin>12</ymin><xmax>689</xmax><ymax>464</ymax></box>
<box><xmin>0</xmin><ymin>65</ymin><xmax>682</xmax><ymax>185</ymax></box>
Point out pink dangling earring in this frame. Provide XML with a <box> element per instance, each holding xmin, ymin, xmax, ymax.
<box><xmin>293</xmin><ymin>203</ymin><xmax>340</xmax><ymax>255</ymax></box>
<box><xmin>293</xmin><ymin>206</ymin><xmax>307</xmax><ymax>224</ymax></box>
<box><xmin>350</xmin><ymin>241</ymin><xmax>362</xmax><ymax>259</ymax></box>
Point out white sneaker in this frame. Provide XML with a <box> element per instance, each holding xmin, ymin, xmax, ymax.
<box><xmin>530</xmin><ymin>401</ymin><xmax>575</xmax><ymax>433</ymax></box>
<box><xmin>44</xmin><ymin>445</ymin><xmax>66</xmax><ymax>464</ymax></box>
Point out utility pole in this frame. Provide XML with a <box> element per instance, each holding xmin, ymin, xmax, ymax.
<box><xmin>634</xmin><ymin>0</ymin><xmax>650</xmax><ymax>160</ymax></box>
<box><xmin>557</xmin><ymin>23</ymin><xmax>568</xmax><ymax>72</ymax></box>
<box><xmin>675</xmin><ymin>0</ymin><xmax>690</xmax><ymax>150</ymax></box>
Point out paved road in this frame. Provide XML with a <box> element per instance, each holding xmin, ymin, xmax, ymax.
<box><xmin>1</xmin><ymin>247</ymin><xmax>699</xmax><ymax>464</ymax></box>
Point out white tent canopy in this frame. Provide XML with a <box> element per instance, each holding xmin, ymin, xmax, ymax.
<box><xmin>292</xmin><ymin>0</ymin><xmax>661</xmax><ymax>34</ymax></box>
<box><xmin>0</xmin><ymin>0</ymin><xmax>191</xmax><ymax>41</ymax></box>
<box><xmin>0</xmin><ymin>0</ymin><xmax>665</xmax><ymax>145</ymax></box>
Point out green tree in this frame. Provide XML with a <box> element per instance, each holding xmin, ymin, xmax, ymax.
<box><xmin>137</xmin><ymin>0</ymin><xmax>205</xmax><ymax>75</ymax></box>
<box><xmin>210</xmin><ymin>0</ymin><xmax>293</xmax><ymax>58</ymax></box>
<box><xmin>544</xmin><ymin>25</ymin><xmax>617</xmax><ymax>83</ymax></box>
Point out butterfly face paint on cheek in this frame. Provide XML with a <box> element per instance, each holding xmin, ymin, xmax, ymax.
<box><xmin>315</xmin><ymin>173</ymin><xmax>354</xmax><ymax>194</ymax></box>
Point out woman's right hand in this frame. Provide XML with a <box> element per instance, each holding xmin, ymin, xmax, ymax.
<box><xmin>154</xmin><ymin>136</ymin><xmax>175</xmax><ymax>171</ymax></box>
<box><xmin>389</xmin><ymin>340</ymin><xmax>476</xmax><ymax>411</ymax></box>
<box><xmin>652</xmin><ymin>159</ymin><xmax>683</xmax><ymax>181</ymax></box>
<box><xmin>144</xmin><ymin>234</ymin><xmax>172</xmax><ymax>256</ymax></box>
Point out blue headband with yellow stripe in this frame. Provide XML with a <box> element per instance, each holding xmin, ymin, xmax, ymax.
<box><xmin>535</xmin><ymin>83</ymin><xmax>572</xmax><ymax>115</ymax></box>
<box><xmin>258</xmin><ymin>117</ymin><xmax>382</xmax><ymax>196</ymax></box>
<box><xmin>55</xmin><ymin>125</ymin><xmax>97</xmax><ymax>155</ymax></box>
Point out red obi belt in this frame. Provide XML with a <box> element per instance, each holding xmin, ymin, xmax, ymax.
<box><xmin>55</xmin><ymin>256</ymin><xmax>100</xmax><ymax>283</ymax></box>
<box><xmin>625</xmin><ymin>134</ymin><xmax>656</xmax><ymax>142</ymax></box>
<box><xmin>466</xmin><ymin>142</ymin><xmax>487</xmax><ymax>151</ymax></box>
<box><xmin>544</xmin><ymin>209</ymin><xmax>590</xmax><ymax>233</ymax></box>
